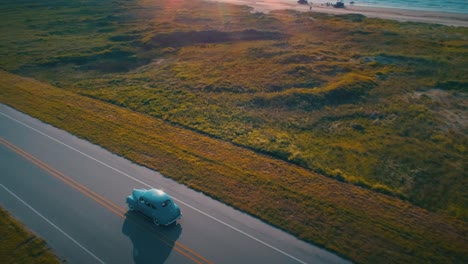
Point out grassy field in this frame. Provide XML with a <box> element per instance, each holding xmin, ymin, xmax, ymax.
<box><xmin>1</xmin><ymin>0</ymin><xmax>466</xmax><ymax>219</ymax></box>
<box><xmin>1</xmin><ymin>0</ymin><xmax>467</xmax><ymax>263</ymax></box>
<box><xmin>0</xmin><ymin>207</ymin><xmax>60</xmax><ymax>263</ymax></box>
<box><xmin>1</xmin><ymin>70</ymin><xmax>467</xmax><ymax>263</ymax></box>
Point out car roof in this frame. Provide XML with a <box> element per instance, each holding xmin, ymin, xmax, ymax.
<box><xmin>143</xmin><ymin>189</ymin><xmax>172</xmax><ymax>204</ymax></box>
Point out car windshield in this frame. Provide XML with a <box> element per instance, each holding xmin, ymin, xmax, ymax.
<box><xmin>161</xmin><ymin>199</ymin><xmax>171</xmax><ymax>207</ymax></box>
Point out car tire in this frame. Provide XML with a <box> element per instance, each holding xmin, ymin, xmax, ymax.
<box><xmin>153</xmin><ymin>218</ymin><xmax>160</xmax><ymax>226</ymax></box>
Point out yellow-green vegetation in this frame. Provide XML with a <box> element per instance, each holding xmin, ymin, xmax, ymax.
<box><xmin>1</xmin><ymin>0</ymin><xmax>466</xmax><ymax>219</ymax></box>
<box><xmin>0</xmin><ymin>207</ymin><xmax>60</xmax><ymax>263</ymax></box>
<box><xmin>1</xmin><ymin>70</ymin><xmax>467</xmax><ymax>263</ymax></box>
<box><xmin>1</xmin><ymin>0</ymin><xmax>467</xmax><ymax>263</ymax></box>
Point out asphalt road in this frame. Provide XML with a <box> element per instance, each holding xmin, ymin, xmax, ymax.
<box><xmin>0</xmin><ymin>103</ymin><xmax>350</xmax><ymax>264</ymax></box>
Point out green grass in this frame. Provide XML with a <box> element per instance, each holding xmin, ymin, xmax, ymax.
<box><xmin>1</xmin><ymin>0</ymin><xmax>467</xmax><ymax>262</ymax></box>
<box><xmin>0</xmin><ymin>207</ymin><xmax>60</xmax><ymax>263</ymax></box>
<box><xmin>55</xmin><ymin>1</ymin><xmax>466</xmax><ymax>219</ymax></box>
<box><xmin>1</xmin><ymin>70</ymin><xmax>467</xmax><ymax>264</ymax></box>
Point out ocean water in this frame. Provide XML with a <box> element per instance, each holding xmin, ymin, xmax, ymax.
<box><xmin>312</xmin><ymin>0</ymin><xmax>468</xmax><ymax>14</ymax></box>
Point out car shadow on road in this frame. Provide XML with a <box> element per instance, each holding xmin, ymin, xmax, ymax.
<box><xmin>122</xmin><ymin>211</ymin><xmax>182</xmax><ymax>264</ymax></box>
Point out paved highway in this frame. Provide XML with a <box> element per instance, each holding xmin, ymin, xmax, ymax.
<box><xmin>0</xmin><ymin>104</ymin><xmax>350</xmax><ymax>264</ymax></box>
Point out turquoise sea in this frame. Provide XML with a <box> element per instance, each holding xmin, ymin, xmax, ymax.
<box><xmin>312</xmin><ymin>0</ymin><xmax>468</xmax><ymax>14</ymax></box>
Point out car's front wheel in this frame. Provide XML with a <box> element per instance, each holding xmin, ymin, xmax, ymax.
<box><xmin>153</xmin><ymin>218</ymin><xmax>160</xmax><ymax>226</ymax></box>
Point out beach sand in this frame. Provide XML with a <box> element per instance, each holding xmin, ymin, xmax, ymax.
<box><xmin>208</xmin><ymin>0</ymin><xmax>468</xmax><ymax>27</ymax></box>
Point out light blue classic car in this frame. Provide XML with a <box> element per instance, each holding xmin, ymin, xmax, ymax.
<box><xmin>126</xmin><ymin>188</ymin><xmax>181</xmax><ymax>226</ymax></box>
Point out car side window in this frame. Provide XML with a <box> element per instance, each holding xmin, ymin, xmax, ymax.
<box><xmin>162</xmin><ymin>200</ymin><xmax>171</xmax><ymax>207</ymax></box>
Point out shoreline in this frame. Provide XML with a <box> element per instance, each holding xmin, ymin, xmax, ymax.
<box><xmin>209</xmin><ymin>0</ymin><xmax>468</xmax><ymax>27</ymax></box>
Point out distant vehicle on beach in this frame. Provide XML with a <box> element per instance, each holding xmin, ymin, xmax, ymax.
<box><xmin>323</xmin><ymin>1</ymin><xmax>346</xmax><ymax>8</ymax></box>
<box><xmin>333</xmin><ymin>1</ymin><xmax>345</xmax><ymax>8</ymax></box>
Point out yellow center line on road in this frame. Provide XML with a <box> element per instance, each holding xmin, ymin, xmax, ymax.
<box><xmin>0</xmin><ymin>136</ymin><xmax>212</xmax><ymax>264</ymax></box>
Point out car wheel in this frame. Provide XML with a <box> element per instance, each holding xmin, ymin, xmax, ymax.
<box><xmin>153</xmin><ymin>218</ymin><xmax>160</xmax><ymax>226</ymax></box>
